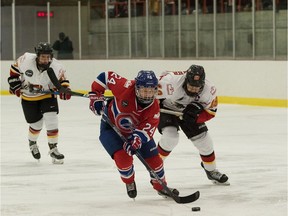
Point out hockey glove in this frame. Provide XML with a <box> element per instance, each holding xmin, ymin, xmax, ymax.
<box><xmin>59</xmin><ymin>87</ymin><xmax>71</xmax><ymax>100</ymax></box>
<box><xmin>182</xmin><ymin>102</ymin><xmax>204</xmax><ymax>124</ymax></box>
<box><xmin>89</xmin><ymin>92</ymin><xmax>105</xmax><ymax>116</ymax></box>
<box><xmin>8</xmin><ymin>76</ymin><xmax>21</xmax><ymax>97</ymax></box>
<box><xmin>123</xmin><ymin>134</ymin><xmax>142</xmax><ymax>156</ymax></box>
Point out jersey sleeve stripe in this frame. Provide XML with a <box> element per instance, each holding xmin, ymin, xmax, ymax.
<box><xmin>95</xmin><ymin>72</ymin><xmax>107</xmax><ymax>86</ymax></box>
<box><xmin>10</xmin><ymin>64</ymin><xmax>20</xmax><ymax>76</ymax></box>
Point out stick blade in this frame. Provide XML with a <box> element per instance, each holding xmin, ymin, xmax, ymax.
<box><xmin>175</xmin><ymin>191</ymin><xmax>200</xmax><ymax>204</ymax></box>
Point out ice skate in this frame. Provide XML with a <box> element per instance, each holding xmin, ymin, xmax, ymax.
<box><xmin>48</xmin><ymin>143</ymin><xmax>64</xmax><ymax>164</ymax></box>
<box><xmin>157</xmin><ymin>187</ymin><xmax>180</xmax><ymax>198</ymax></box>
<box><xmin>126</xmin><ymin>181</ymin><xmax>137</xmax><ymax>199</ymax></box>
<box><xmin>201</xmin><ymin>162</ymin><xmax>230</xmax><ymax>185</ymax></box>
<box><xmin>29</xmin><ymin>140</ymin><xmax>41</xmax><ymax>160</ymax></box>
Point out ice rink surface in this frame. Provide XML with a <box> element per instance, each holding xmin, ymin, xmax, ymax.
<box><xmin>1</xmin><ymin>96</ymin><xmax>287</xmax><ymax>216</ymax></box>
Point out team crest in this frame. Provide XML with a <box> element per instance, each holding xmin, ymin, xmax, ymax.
<box><xmin>25</xmin><ymin>70</ymin><xmax>33</xmax><ymax>77</ymax></box>
<box><xmin>115</xmin><ymin>113</ymin><xmax>139</xmax><ymax>134</ymax></box>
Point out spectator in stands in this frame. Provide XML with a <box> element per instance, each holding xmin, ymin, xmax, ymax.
<box><xmin>52</xmin><ymin>32</ymin><xmax>74</xmax><ymax>59</ymax></box>
<box><xmin>115</xmin><ymin>0</ymin><xmax>128</xmax><ymax>17</ymax></box>
<box><xmin>150</xmin><ymin>0</ymin><xmax>160</xmax><ymax>15</ymax></box>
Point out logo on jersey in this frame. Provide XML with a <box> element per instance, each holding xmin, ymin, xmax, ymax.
<box><xmin>167</xmin><ymin>84</ymin><xmax>174</xmax><ymax>95</ymax></box>
<box><xmin>121</xmin><ymin>100</ymin><xmax>129</xmax><ymax>107</ymax></box>
<box><xmin>115</xmin><ymin>113</ymin><xmax>139</xmax><ymax>134</ymax></box>
<box><xmin>153</xmin><ymin>112</ymin><xmax>160</xmax><ymax>119</ymax></box>
<box><xmin>25</xmin><ymin>70</ymin><xmax>33</xmax><ymax>77</ymax></box>
<box><xmin>124</xmin><ymin>80</ymin><xmax>132</xmax><ymax>88</ymax></box>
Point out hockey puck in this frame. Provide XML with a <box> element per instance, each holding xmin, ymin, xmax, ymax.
<box><xmin>191</xmin><ymin>207</ymin><xmax>201</xmax><ymax>211</ymax></box>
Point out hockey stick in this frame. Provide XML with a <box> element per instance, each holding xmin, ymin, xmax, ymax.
<box><xmin>27</xmin><ymin>89</ymin><xmax>89</xmax><ymax>98</ymax></box>
<box><xmin>101</xmin><ymin>113</ymin><xmax>200</xmax><ymax>204</ymax></box>
<box><xmin>160</xmin><ymin>109</ymin><xmax>183</xmax><ymax>119</ymax></box>
<box><xmin>19</xmin><ymin>68</ymin><xmax>86</xmax><ymax>97</ymax></box>
<box><xmin>25</xmin><ymin>89</ymin><xmax>115</xmax><ymax>99</ymax></box>
<box><xmin>160</xmin><ymin>109</ymin><xmax>183</xmax><ymax>117</ymax></box>
<box><xmin>45</xmin><ymin>68</ymin><xmax>90</xmax><ymax>98</ymax></box>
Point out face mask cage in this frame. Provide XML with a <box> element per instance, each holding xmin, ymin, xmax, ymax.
<box><xmin>135</xmin><ymin>85</ymin><xmax>158</xmax><ymax>104</ymax></box>
<box><xmin>183</xmin><ymin>79</ymin><xmax>204</xmax><ymax>97</ymax></box>
<box><xmin>36</xmin><ymin>54</ymin><xmax>52</xmax><ymax>70</ymax></box>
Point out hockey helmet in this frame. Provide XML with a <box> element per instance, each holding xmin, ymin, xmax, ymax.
<box><xmin>183</xmin><ymin>65</ymin><xmax>205</xmax><ymax>96</ymax></box>
<box><xmin>35</xmin><ymin>42</ymin><xmax>53</xmax><ymax>57</ymax></box>
<box><xmin>35</xmin><ymin>42</ymin><xmax>53</xmax><ymax>70</ymax></box>
<box><xmin>135</xmin><ymin>70</ymin><xmax>158</xmax><ymax>105</ymax></box>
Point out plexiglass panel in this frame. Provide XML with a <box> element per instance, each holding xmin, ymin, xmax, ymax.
<box><xmin>1</xmin><ymin>0</ymin><xmax>287</xmax><ymax>60</ymax></box>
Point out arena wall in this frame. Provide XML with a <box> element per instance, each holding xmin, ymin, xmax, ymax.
<box><xmin>1</xmin><ymin>60</ymin><xmax>287</xmax><ymax>107</ymax></box>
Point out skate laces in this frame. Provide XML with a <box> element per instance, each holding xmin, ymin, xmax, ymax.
<box><xmin>48</xmin><ymin>147</ymin><xmax>61</xmax><ymax>156</ymax></box>
<box><xmin>209</xmin><ymin>169</ymin><xmax>223</xmax><ymax>180</ymax></box>
<box><xmin>126</xmin><ymin>182</ymin><xmax>136</xmax><ymax>192</ymax></box>
<box><xmin>29</xmin><ymin>143</ymin><xmax>39</xmax><ymax>154</ymax></box>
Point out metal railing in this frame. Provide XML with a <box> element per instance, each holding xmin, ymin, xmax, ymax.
<box><xmin>2</xmin><ymin>0</ymin><xmax>287</xmax><ymax>60</ymax></box>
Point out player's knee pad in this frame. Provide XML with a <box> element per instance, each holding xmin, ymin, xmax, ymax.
<box><xmin>190</xmin><ymin>131</ymin><xmax>214</xmax><ymax>155</ymax></box>
<box><xmin>159</xmin><ymin>126</ymin><xmax>179</xmax><ymax>152</ymax></box>
<box><xmin>43</xmin><ymin>112</ymin><xmax>58</xmax><ymax>130</ymax></box>
<box><xmin>29</xmin><ymin>118</ymin><xmax>44</xmax><ymax>130</ymax></box>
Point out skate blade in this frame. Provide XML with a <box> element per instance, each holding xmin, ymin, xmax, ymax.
<box><xmin>52</xmin><ymin>158</ymin><xmax>64</xmax><ymax>164</ymax></box>
<box><xmin>212</xmin><ymin>180</ymin><xmax>230</xmax><ymax>186</ymax></box>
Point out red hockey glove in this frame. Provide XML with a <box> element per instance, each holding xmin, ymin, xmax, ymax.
<box><xmin>182</xmin><ymin>102</ymin><xmax>203</xmax><ymax>124</ymax></box>
<box><xmin>89</xmin><ymin>92</ymin><xmax>105</xmax><ymax>116</ymax></box>
<box><xmin>8</xmin><ymin>76</ymin><xmax>21</xmax><ymax>97</ymax></box>
<box><xmin>123</xmin><ymin>134</ymin><xmax>142</xmax><ymax>156</ymax></box>
<box><xmin>59</xmin><ymin>87</ymin><xmax>71</xmax><ymax>100</ymax></box>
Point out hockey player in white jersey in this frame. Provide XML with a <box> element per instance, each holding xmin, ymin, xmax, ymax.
<box><xmin>7</xmin><ymin>42</ymin><xmax>71</xmax><ymax>164</ymax></box>
<box><xmin>157</xmin><ymin>65</ymin><xmax>229</xmax><ymax>185</ymax></box>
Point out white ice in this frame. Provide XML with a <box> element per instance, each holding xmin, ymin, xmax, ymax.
<box><xmin>1</xmin><ymin>96</ymin><xmax>287</xmax><ymax>216</ymax></box>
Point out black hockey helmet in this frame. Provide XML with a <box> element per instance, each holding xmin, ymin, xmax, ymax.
<box><xmin>35</xmin><ymin>42</ymin><xmax>53</xmax><ymax>57</ymax></box>
<box><xmin>35</xmin><ymin>42</ymin><xmax>53</xmax><ymax>70</ymax></box>
<box><xmin>186</xmin><ymin>65</ymin><xmax>205</xmax><ymax>87</ymax></box>
<box><xmin>183</xmin><ymin>65</ymin><xmax>205</xmax><ymax>96</ymax></box>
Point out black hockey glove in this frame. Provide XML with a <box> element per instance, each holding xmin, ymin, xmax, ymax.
<box><xmin>182</xmin><ymin>102</ymin><xmax>203</xmax><ymax>124</ymax></box>
<box><xmin>8</xmin><ymin>76</ymin><xmax>21</xmax><ymax>97</ymax></box>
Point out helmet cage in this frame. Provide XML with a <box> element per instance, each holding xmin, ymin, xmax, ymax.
<box><xmin>35</xmin><ymin>42</ymin><xmax>53</xmax><ymax>70</ymax></box>
<box><xmin>136</xmin><ymin>86</ymin><xmax>158</xmax><ymax>104</ymax></box>
<box><xmin>184</xmin><ymin>65</ymin><xmax>205</xmax><ymax>96</ymax></box>
<box><xmin>135</xmin><ymin>70</ymin><xmax>158</xmax><ymax>105</ymax></box>
<box><xmin>186</xmin><ymin>65</ymin><xmax>205</xmax><ymax>87</ymax></box>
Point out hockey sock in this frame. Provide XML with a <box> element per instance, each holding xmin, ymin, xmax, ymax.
<box><xmin>47</xmin><ymin>129</ymin><xmax>59</xmax><ymax>144</ymax></box>
<box><xmin>201</xmin><ymin>151</ymin><xmax>216</xmax><ymax>171</ymax></box>
<box><xmin>157</xmin><ymin>144</ymin><xmax>171</xmax><ymax>160</ymax></box>
<box><xmin>28</xmin><ymin>126</ymin><xmax>41</xmax><ymax>142</ymax></box>
<box><xmin>114</xmin><ymin>150</ymin><xmax>135</xmax><ymax>184</ymax></box>
<box><xmin>145</xmin><ymin>155</ymin><xmax>166</xmax><ymax>191</ymax></box>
